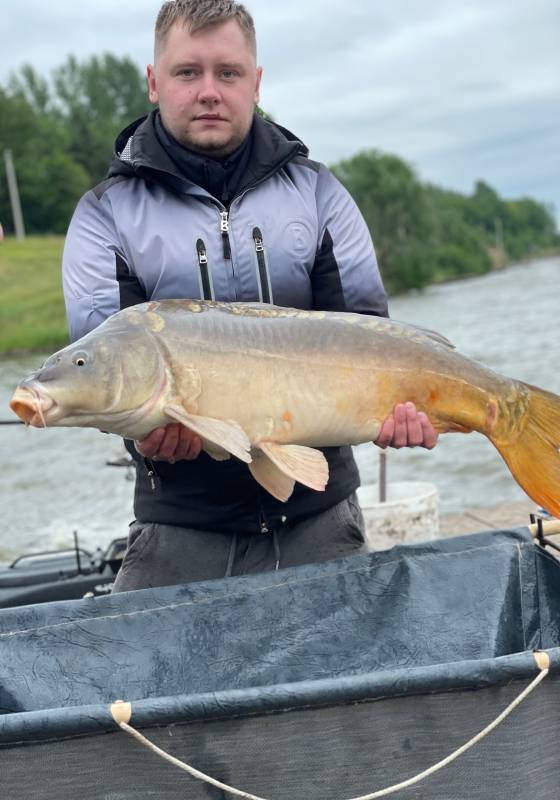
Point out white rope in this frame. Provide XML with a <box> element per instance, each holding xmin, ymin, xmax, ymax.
<box><xmin>118</xmin><ymin>719</ymin><xmax>267</xmax><ymax>800</ymax></box>
<box><xmin>112</xmin><ymin>660</ymin><xmax>549</xmax><ymax>800</ymax></box>
<box><xmin>347</xmin><ymin>663</ymin><xmax>549</xmax><ymax>800</ymax></box>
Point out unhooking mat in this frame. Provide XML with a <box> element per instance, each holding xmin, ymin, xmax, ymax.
<box><xmin>1</xmin><ymin>526</ymin><xmax>559</xmax><ymax>799</ymax></box>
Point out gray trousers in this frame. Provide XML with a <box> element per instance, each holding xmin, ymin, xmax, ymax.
<box><xmin>112</xmin><ymin>493</ymin><xmax>366</xmax><ymax>592</ymax></box>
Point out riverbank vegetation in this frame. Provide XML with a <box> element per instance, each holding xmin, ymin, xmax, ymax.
<box><xmin>0</xmin><ymin>56</ymin><xmax>558</xmax><ymax>352</ymax></box>
<box><xmin>0</xmin><ymin>237</ymin><xmax>66</xmax><ymax>353</ymax></box>
<box><xmin>332</xmin><ymin>155</ymin><xmax>558</xmax><ymax>294</ymax></box>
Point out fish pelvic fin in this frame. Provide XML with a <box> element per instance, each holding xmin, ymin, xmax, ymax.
<box><xmin>204</xmin><ymin>443</ymin><xmax>232</xmax><ymax>461</ymax></box>
<box><xmin>252</xmin><ymin>442</ymin><xmax>329</xmax><ymax>500</ymax></box>
<box><xmin>249</xmin><ymin>450</ymin><xmax>296</xmax><ymax>502</ymax></box>
<box><xmin>491</xmin><ymin>384</ymin><xmax>560</xmax><ymax>518</ymax></box>
<box><xmin>163</xmin><ymin>404</ymin><xmax>252</xmax><ymax>464</ymax></box>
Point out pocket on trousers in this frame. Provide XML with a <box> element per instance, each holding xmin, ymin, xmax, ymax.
<box><xmin>122</xmin><ymin>522</ymin><xmax>157</xmax><ymax>569</ymax></box>
<box><xmin>334</xmin><ymin>493</ymin><xmax>366</xmax><ymax>545</ymax></box>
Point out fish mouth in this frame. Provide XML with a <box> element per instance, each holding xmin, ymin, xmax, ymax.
<box><xmin>9</xmin><ymin>385</ymin><xmax>56</xmax><ymax>427</ymax></box>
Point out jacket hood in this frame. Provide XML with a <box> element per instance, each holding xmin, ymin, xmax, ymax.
<box><xmin>108</xmin><ymin>110</ymin><xmax>309</xmax><ymax>197</ymax></box>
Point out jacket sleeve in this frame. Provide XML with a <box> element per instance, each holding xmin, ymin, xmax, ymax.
<box><xmin>312</xmin><ymin>165</ymin><xmax>388</xmax><ymax>317</ymax></box>
<box><xmin>62</xmin><ymin>185</ymin><xmax>145</xmax><ymax>342</ymax></box>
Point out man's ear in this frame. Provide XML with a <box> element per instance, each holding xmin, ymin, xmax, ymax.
<box><xmin>147</xmin><ymin>64</ymin><xmax>159</xmax><ymax>104</ymax></box>
<box><xmin>254</xmin><ymin>66</ymin><xmax>263</xmax><ymax>105</ymax></box>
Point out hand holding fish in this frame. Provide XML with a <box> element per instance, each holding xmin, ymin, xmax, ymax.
<box><xmin>134</xmin><ymin>423</ymin><xmax>202</xmax><ymax>463</ymax></box>
<box><xmin>375</xmin><ymin>402</ymin><xmax>439</xmax><ymax>450</ymax></box>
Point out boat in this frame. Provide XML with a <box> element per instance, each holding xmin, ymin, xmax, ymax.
<box><xmin>1</xmin><ymin>521</ymin><xmax>559</xmax><ymax>799</ymax></box>
<box><xmin>0</xmin><ymin>534</ymin><xmax>126</xmax><ymax>608</ymax></box>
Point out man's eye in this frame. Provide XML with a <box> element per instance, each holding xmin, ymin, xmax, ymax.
<box><xmin>179</xmin><ymin>69</ymin><xmax>196</xmax><ymax>78</ymax></box>
<box><xmin>221</xmin><ymin>70</ymin><xmax>238</xmax><ymax>79</ymax></box>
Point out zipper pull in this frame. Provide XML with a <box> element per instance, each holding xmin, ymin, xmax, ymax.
<box><xmin>196</xmin><ymin>238</ymin><xmax>214</xmax><ymax>300</ymax></box>
<box><xmin>252</xmin><ymin>227</ymin><xmax>272</xmax><ymax>304</ymax></box>
<box><xmin>145</xmin><ymin>459</ymin><xmax>159</xmax><ymax>491</ymax></box>
<box><xmin>220</xmin><ymin>211</ymin><xmax>232</xmax><ymax>260</ymax></box>
<box><xmin>196</xmin><ymin>238</ymin><xmax>208</xmax><ymax>265</ymax></box>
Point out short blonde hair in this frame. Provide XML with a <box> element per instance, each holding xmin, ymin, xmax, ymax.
<box><xmin>155</xmin><ymin>0</ymin><xmax>257</xmax><ymax>59</ymax></box>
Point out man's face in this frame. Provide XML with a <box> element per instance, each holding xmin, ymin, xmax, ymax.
<box><xmin>147</xmin><ymin>19</ymin><xmax>262</xmax><ymax>157</ymax></box>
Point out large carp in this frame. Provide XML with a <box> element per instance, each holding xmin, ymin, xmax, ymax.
<box><xmin>9</xmin><ymin>299</ymin><xmax>560</xmax><ymax>516</ymax></box>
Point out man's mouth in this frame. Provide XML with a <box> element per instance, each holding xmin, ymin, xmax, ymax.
<box><xmin>195</xmin><ymin>114</ymin><xmax>226</xmax><ymax>122</ymax></box>
<box><xmin>9</xmin><ymin>385</ymin><xmax>56</xmax><ymax>427</ymax></box>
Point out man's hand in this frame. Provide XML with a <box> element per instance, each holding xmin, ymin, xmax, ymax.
<box><xmin>375</xmin><ymin>402</ymin><xmax>438</xmax><ymax>450</ymax></box>
<box><xmin>135</xmin><ymin>423</ymin><xmax>202</xmax><ymax>463</ymax></box>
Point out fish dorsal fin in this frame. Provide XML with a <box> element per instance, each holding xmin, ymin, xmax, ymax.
<box><xmin>164</xmin><ymin>404</ymin><xmax>252</xmax><ymax>464</ymax></box>
<box><xmin>394</xmin><ymin>320</ymin><xmax>456</xmax><ymax>349</ymax></box>
<box><xmin>415</xmin><ymin>325</ymin><xmax>455</xmax><ymax>349</ymax></box>
<box><xmin>256</xmin><ymin>442</ymin><xmax>329</xmax><ymax>494</ymax></box>
<box><xmin>249</xmin><ymin>450</ymin><xmax>296</xmax><ymax>502</ymax></box>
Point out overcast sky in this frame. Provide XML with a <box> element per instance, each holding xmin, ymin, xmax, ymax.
<box><xmin>2</xmin><ymin>0</ymin><xmax>559</xmax><ymax>223</ymax></box>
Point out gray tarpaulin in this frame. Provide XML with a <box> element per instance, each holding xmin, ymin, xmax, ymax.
<box><xmin>1</xmin><ymin>527</ymin><xmax>559</xmax><ymax>799</ymax></box>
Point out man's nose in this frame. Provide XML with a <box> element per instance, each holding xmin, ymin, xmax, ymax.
<box><xmin>198</xmin><ymin>75</ymin><xmax>221</xmax><ymax>104</ymax></box>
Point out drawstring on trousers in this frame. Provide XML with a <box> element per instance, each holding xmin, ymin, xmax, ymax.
<box><xmin>272</xmin><ymin>529</ymin><xmax>281</xmax><ymax>571</ymax></box>
<box><xmin>224</xmin><ymin>533</ymin><xmax>238</xmax><ymax>578</ymax></box>
<box><xmin>223</xmin><ymin>530</ymin><xmax>281</xmax><ymax>578</ymax></box>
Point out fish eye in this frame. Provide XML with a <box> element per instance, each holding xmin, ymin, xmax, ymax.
<box><xmin>73</xmin><ymin>352</ymin><xmax>88</xmax><ymax>367</ymax></box>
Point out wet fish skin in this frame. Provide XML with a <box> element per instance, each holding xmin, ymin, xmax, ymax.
<box><xmin>9</xmin><ymin>299</ymin><xmax>560</xmax><ymax>514</ymax></box>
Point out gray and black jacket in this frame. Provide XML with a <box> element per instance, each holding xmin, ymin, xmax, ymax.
<box><xmin>63</xmin><ymin>111</ymin><xmax>388</xmax><ymax>534</ymax></box>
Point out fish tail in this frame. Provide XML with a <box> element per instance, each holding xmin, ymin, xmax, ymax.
<box><xmin>491</xmin><ymin>384</ymin><xmax>560</xmax><ymax>518</ymax></box>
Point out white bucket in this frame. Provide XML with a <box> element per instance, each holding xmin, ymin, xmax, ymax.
<box><xmin>357</xmin><ymin>481</ymin><xmax>439</xmax><ymax>551</ymax></box>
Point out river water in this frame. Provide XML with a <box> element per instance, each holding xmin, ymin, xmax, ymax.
<box><xmin>1</xmin><ymin>256</ymin><xmax>558</xmax><ymax>559</ymax></box>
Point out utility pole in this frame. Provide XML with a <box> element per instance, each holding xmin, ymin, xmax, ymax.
<box><xmin>3</xmin><ymin>149</ymin><xmax>26</xmax><ymax>241</ymax></box>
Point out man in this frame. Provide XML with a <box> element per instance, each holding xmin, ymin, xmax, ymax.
<box><xmin>63</xmin><ymin>0</ymin><xmax>438</xmax><ymax>592</ymax></box>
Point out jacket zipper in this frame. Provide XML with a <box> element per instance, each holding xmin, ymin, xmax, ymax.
<box><xmin>252</xmin><ymin>226</ymin><xmax>273</xmax><ymax>304</ymax></box>
<box><xmin>220</xmin><ymin>211</ymin><xmax>232</xmax><ymax>259</ymax></box>
<box><xmin>196</xmin><ymin>238</ymin><xmax>214</xmax><ymax>300</ymax></box>
<box><xmin>215</xmin><ymin>147</ymin><xmax>301</xmax><ymax>270</ymax></box>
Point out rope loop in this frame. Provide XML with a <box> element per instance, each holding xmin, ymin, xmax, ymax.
<box><xmin>111</xmin><ymin>652</ymin><xmax>550</xmax><ymax>800</ymax></box>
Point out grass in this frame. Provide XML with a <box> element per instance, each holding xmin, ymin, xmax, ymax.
<box><xmin>0</xmin><ymin>236</ymin><xmax>69</xmax><ymax>355</ymax></box>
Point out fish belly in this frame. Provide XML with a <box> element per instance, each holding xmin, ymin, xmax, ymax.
<box><xmin>170</xmin><ymin>349</ymin><xmax>383</xmax><ymax>448</ymax></box>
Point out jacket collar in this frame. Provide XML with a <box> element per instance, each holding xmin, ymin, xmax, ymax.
<box><xmin>109</xmin><ymin>110</ymin><xmax>308</xmax><ymax>200</ymax></box>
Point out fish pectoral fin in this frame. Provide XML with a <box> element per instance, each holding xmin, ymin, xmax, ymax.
<box><xmin>249</xmin><ymin>450</ymin><xmax>296</xmax><ymax>502</ymax></box>
<box><xmin>163</xmin><ymin>404</ymin><xmax>252</xmax><ymax>464</ymax></box>
<box><xmin>256</xmin><ymin>442</ymin><xmax>329</xmax><ymax>493</ymax></box>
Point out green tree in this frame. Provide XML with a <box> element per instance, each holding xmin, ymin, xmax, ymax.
<box><xmin>426</xmin><ymin>186</ymin><xmax>491</xmax><ymax>279</ymax></box>
<box><xmin>0</xmin><ymin>89</ymin><xmax>90</xmax><ymax>234</ymax></box>
<box><xmin>503</xmin><ymin>197</ymin><xmax>558</xmax><ymax>259</ymax></box>
<box><xmin>464</xmin><ymin>180</ymin><xmax>558</xmax><ymax>262</ymax></box>
<box><xmin>8</xmin><ymin>63</ymin><xmax>52</xmax><ymax>114</ymax></box>
<box><xmin>332</xmin><ymin>150</ymin><xmax>434</xmax><ymax>293</ymax></box>
<box><xmin>52</xmin><ymin>54</ymin><xmax>152</xmax><ymax>184</ymax></box>
<box><xmin>466</xmin><ymin>180</ymin><xmax>503</xmax><ymax>236</ymax></box>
